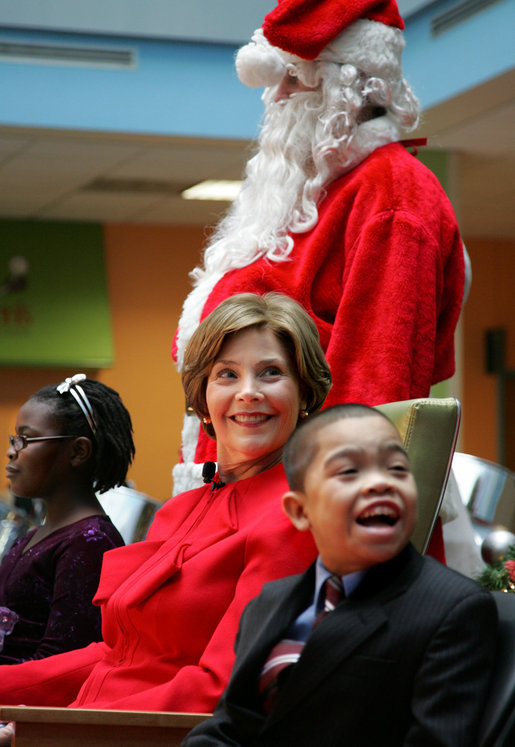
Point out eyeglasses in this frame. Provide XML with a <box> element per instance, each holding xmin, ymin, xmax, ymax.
<box><xmin>8</xmin><ymin>434</ymin><xmax>77</xmax><ymax>454</ymax></box>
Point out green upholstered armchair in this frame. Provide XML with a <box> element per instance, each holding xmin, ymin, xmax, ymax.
<box><xmin>375</xmin><ymin>397</ymin><xmax>461</xmax><ymax>554</ymax></box>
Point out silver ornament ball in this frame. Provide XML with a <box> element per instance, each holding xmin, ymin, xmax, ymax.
<box><xmin>481</xmin><ymin>528</ymin><xmax>515</xmax><ymax>564</ymax></box>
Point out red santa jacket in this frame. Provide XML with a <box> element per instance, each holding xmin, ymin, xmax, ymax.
<box><xmin>177</xmin><ymin>143</ymin><xmax>464</xmax><ymax>468</ymax></box>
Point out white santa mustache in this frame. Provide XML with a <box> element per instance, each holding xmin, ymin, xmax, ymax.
<box><xmin>199</xmin><ymin>90</ymin><xmax>327</xmax><ymax>280</ymax></box>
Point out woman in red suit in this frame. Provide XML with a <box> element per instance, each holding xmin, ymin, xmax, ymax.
<box><xmin>0</xmin><ymin>293</ymin><xmax>331</xmax><ymax>736</ymax></box>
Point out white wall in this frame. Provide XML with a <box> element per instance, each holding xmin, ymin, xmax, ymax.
<box><xmin>0</xmin><ymin>0</ymin><xmax>272</xmax><ymax>43</ymax></box>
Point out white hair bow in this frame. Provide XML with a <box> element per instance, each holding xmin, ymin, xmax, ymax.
<box><xmin>56</xmin><ymin>373</ymin><xmax>97</xmax><ymax>436</ymax></box>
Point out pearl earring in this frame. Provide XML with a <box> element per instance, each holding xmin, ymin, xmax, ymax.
<box><xmin>202</xmin><ymin>416</ymin><xmax>212</xmax><ymax>425</ymax></box>
<box><xmin>299</xmin><ymin>410</ymin><xmax>309</xmax><ymax>419</ymax></box>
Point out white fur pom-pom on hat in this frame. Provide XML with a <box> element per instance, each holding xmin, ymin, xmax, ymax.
<box><xmin>235</xmin><ymin>29</ymin><xmax>286</xmax><ymax>88</ymax></box>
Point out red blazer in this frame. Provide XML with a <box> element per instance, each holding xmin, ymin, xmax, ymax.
<box><xmin>0</xmin><ymin>464</ymin><xmax>317</xmax><ymax>712</ymax></box>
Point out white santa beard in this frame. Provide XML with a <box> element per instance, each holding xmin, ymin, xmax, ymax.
<box><xmin>203</xmin><ymin>91</ymin><xmax>323</xmax><ymax>274</ymax></box>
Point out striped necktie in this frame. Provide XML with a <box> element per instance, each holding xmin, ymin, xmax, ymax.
<box><xmin>259</xmin><ymin>638</ymin><xmax>305</xmax><ymax>714</ymax></box>
<box><xmin>314</xmin><ymin>574</ymin><xmax>344</xmax><ymax>627</ymax></box>
<box><xmin>259</xmin><ymin>575</ymin><xmax>344</xmax><ymax>713</ymax></box>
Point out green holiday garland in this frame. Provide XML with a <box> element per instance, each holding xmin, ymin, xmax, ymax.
<box><xmin>476</xmin><ymin>544</ymin><xmax>515</xmax><ymax>593</ymax></box>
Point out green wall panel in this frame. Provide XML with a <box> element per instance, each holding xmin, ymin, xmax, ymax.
<box><xmin>0</xmin><ymin>221</ymin><xmax>113</xmax><ymax>367</ymax></box>
<box><xmin>417</xmin><ymin>149</ymin><xmax>450</xmax><ymax>193</ymax></box>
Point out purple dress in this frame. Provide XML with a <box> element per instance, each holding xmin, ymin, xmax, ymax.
<box><xmin>0</xmin><ymin>515</ymin><xmax>123</xmax><ymax>664</ymax></box>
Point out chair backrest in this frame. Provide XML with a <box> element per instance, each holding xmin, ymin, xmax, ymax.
<box><xmin>375</xmin><ymin>398</ymin><xmax>461</xmax><ymax>554</ymax></box>
<box><xmin>479</xmin><ymin>591</ymin><xmax>515</xmax><ymax>747</ymax></box>
<box><xmin>97</xmin><ymin>485</ymin><xmax>161</xmax><ymax>544</ymax></box>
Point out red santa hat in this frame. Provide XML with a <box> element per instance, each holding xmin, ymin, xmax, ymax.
<box><xmin>262</xmin><ymin>0</ymin><xmax>404</xmax><ymax>60</ymax></box>
<box><xmin>236</xmin><ymin>0</ymin><xmax>406</xmax><ymax>88</ymax></box>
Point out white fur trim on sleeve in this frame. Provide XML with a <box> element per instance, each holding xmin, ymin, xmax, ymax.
<box><xmin>171</xmin><ymin>413</ymin><xmax>204</xmax><ymax>495</ymax></box>
<box><xmin>172</xmin><ymin>460</ymin><xmax>205</xmax><ymax>496</ymax></box>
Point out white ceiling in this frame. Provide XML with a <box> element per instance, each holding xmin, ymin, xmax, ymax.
<box><xmin>0</xmin><ymin>69</ymin><xmax>513</xmax><ymax>237</ymax></box>
<box><xmin>0</xmin><ymin>131</ymin><xmax>250</xmax><ymax>227</ymax></box>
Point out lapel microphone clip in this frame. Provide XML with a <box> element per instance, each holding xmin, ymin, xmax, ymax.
<box><xmin>202</xmin><ymin>462</ymin><xmax>225</xmax><ymax>491</ymax></box>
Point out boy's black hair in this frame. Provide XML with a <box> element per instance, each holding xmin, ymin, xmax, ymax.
<box><xmin>31</xmin><ymin>378</ymin><xmax>135</xmax><ymax>493</ymax></box>
<box><xmin>283</xmin><ymin>403</ymin><xmax>394</xmax><ymax>491</ymax></box>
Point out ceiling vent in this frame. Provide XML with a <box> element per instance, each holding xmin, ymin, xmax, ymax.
<box><xmin>0</xmin><ymin>40</ymin><xmax>136</xmax><ymax>68</ymax></box>
<box><xmin>431</xmin><ymin>0</ymin><xmax>501</xmax><ymax>36</ymax></box>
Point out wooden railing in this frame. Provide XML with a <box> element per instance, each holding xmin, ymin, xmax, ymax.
<box><xmin>0</xmin><ymin>706</ymin><xmax>210</xmax><ymax>746</ymax></box>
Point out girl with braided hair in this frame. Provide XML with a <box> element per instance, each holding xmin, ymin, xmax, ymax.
<box><xmin>1</xmin><ymin>374</ymin><xmax>134</xmax><ymax>664</ymax></box>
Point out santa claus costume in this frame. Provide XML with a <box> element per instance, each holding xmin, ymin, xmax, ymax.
<box><xmin>173</xmin><ymin>0</ymin><xmax>466</xmax><ymax>562</ymax></box>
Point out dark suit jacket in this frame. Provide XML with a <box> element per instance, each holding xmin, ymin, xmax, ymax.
<box><xmin>185</xmin><ymin>544</ymin><xmax>497</xmax><ymax>746</ymax></box>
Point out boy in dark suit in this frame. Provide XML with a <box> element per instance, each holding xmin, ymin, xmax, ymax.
<box><xmin>185</xmin><ymin>404</ymin><xmax>497</xmax><ymax>746</ymax></box>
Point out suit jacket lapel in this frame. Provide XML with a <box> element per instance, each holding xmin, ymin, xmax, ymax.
<box><xmin>265</xmin><ymin>601</ymin><xmax>388</xmax><ymax>727</ymax></box>
<box><xmin>264</xmin><ymin>544</ymin><xmax>422</xmax><ymax>727</ymax></box>
<box><xmin>230</xmin><ymin>565</ymin><xmax>317</xmax><ymax>690</ymax></box>
<box><xmin>350</xmin><ymin>544</ymin><xmax>423</xmax><ymax>606</ymax></box>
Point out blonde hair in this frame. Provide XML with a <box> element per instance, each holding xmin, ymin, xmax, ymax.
<box><xmin>182</xmin><ymin>293</ymin><xmax>332</xmax><ymax>439</ymax></box>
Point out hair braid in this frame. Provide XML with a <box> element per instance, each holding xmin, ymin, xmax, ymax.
<box><xmin>31</xmin><ymin>378</ymin><xmax>135</xmax><ymax>493</ymax></box>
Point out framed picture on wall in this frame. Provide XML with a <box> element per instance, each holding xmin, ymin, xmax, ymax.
<box><xmin>0</xmin><ymin>220</ymin><xmax>113</xmax><ymax>367</ymax></box>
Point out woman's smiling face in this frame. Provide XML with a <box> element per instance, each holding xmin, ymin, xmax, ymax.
<box><xmin>205</xmin><ymin>326</ymin><xmax>304</xmax><ymax>480</ymax></box>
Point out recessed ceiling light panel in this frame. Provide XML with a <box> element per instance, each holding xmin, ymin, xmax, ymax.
<box><xmin>182</xmin><ymin>180</ymin><xmax>242</xmax><ymax>201</ymax></box>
